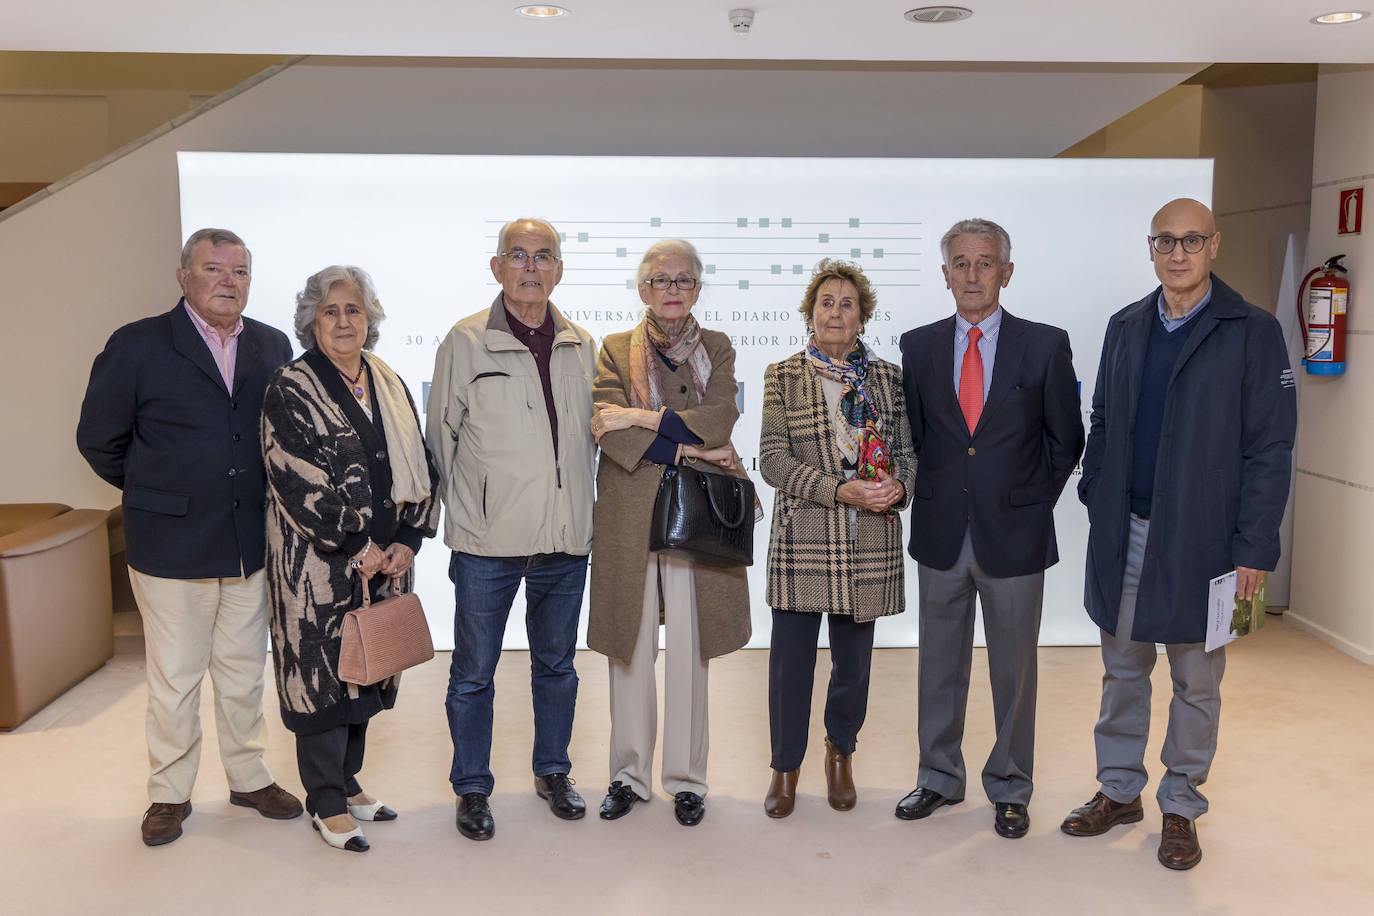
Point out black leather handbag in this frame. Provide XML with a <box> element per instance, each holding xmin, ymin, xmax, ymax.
<box><xmin>649</xmin><ymin>463</ymin><xmax>756</xmax><ymax>567</ymax></box>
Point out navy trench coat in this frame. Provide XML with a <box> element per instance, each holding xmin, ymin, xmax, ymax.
<box><xmin>1081</xmin><ymin>275</ymin><xmax>1297</xmax><ymax>645</ymax></box>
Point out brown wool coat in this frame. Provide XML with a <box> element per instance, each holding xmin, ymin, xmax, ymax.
<box><xmin>587</xmin><ymin>328</ymin><xmax>752</xmax><ymax>664</ymax></box>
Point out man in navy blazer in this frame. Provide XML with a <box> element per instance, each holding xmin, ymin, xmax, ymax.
<box><xmin>895</xmin><ymin>218</ymin><xmax>1084</xmax><ymax>839</ymax></box>
<box><xmin>77</xmin><ymin>228</ymin><xmax>299</xmax><ymax>846</ymax></box>
<box><xmin>1060</xmin><ymin>199</ymin><xmax>1296</xmax><ymax>870</ymax></box>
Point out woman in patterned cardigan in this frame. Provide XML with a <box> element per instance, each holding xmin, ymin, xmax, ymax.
<box><xmin>759</xmin><ymin>259</ymin><xmax>915</xmax><ymax>818</ymax></box>
<box><xmin>261</xmin><ymin>265</ymin><xmax>439</xmax><ymax>853</ymax></box>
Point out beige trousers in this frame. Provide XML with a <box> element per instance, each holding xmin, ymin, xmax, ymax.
<box><xmin>129</xmin><ymin>567</ymin><xmax>274</xmax><ymax>803</ymax></box>
<box><xmin>608</xmin><ymin>552</ymin><xmax>710</xmax><ymax>799</ymax></box>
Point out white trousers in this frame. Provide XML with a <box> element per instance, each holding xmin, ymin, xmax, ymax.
<box><xmin>129</xmin><ymin>567</ymin><xmax>274</xmax><ymax>803</ymax></box>
<box><xmin>607</xmin><ymin>552</ymin><xmax>710</xmax><ymax>799</ymax></box>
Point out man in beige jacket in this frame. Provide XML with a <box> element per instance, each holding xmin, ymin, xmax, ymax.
<box><xmin>427</xmin><ymin>218</ymin><xmax>597</xmax><ymax>842</ymax></box>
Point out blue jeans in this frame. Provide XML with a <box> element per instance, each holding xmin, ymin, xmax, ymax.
<box><xmin>445</xmin><ymin>551</ymin><xmax>587</xmax><ymax>796</ymax></box>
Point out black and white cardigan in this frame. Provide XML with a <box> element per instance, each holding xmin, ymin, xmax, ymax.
<box><xmin>261</xmin><ymin>350</ymin><xmax>440</xmax><ymax>734</ymax></box>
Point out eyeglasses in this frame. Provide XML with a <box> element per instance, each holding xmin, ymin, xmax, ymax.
<box><xmin>1149</xmin><ymin>233</ymin><xmax>1213</xmax><ymax>255</ymax></box>
<box><xmin>499</xmin><ymin>249</ymin><xmax>561</xmax><ymax>270</ymax></box>
<box><xmin>644</xmin><ymin>275</ymin><xmax>699</xmax><ymax>291</ymax></box>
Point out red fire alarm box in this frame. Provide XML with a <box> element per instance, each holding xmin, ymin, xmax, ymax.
<box><xmin>1339</xmin><ymin>187</ymin><xmax>1363</xmax><ymax>235</ymax></box>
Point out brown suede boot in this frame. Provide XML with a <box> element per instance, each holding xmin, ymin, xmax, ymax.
<box><xmin>824</xmin><ymin>738</ymin><xmax>857</xmax><ymax>811</ymax></box>
<box><xmin>764</xmin><ymin>769</ymin><xmax>799</xmax><ymax>818</ymax></box>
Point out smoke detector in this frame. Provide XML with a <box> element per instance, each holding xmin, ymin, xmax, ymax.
<box><xmin>729</xmin><ymin>8</ymin><xmax>755</xmax><ymax>34</ymax></box>
<box><xmin>904</xmin><ymin>6</ymin><xmax>973</xmax><ymax>23</ymax></box>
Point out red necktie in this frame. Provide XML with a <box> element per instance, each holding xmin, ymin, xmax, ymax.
<box><xmin>959</xmin><ymin>326</ymin><xmax>984</xmax><ymax>434</ymax></box>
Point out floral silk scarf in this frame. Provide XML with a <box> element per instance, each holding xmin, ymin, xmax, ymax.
<box><xmin>805</xmin><ymin>337</ymin><xmax>889</xmax><ymax>480</ymax></box>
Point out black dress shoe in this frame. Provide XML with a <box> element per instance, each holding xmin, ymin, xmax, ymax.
<box><xmin>600</xmin><ymin>781</ymin><xmax>642</xmax><ymax>821</ymax></box>
<box><xmin>894</xmin><ymin>787</ymin><xmax>962</xmax><ymax>821</ymax></box>
<box><xmin>995</xmin><ymin>803</ymin><xmax>1030</xmax><ymax>839</ymax></box>
<box><xmin>535</xmin><ymin>773</ymin><xmax>586</xmax><ymax>820</ymax></box>
<box><xmin>455</xmin><ymin>793</ymin><xmax>495</xmax><ymax>841</ymax></box>
<box><xmin>674</xmin><ymin>792</ymin><xmax>706</xmax><ymax>827</ymax></box>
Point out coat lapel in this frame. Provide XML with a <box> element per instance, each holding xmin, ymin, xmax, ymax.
<box><xmin>803</xmin><ymin>358</ymin><xmax>842</xmax><ymax>477</ymax></box>
<box><xmin>974</xmin><ymin>311</ymin><xmax>1025</xmax><ymax>437</ymax></box>
<box><xmin>170</xmin><ymin>300</ymin><xmax>229</xmax><ymax>395</ymax></box>
<box><xmin>1167</xmin><ymin>276</ymin><xmax>1245</xmax><ymax>389</ymax></box>
<box><xmin>230</xmin><ymin>322</ymin><xmax>261</xmax><ymax>396</ymax></box>
<box><xmin>926</xmin><ymin>316</ymin><xmax>960</xmax><ymax>428</ymax></box>
<box><xmin>1120</xmin><ymin>296</ymin><xmax>1154</xmax><ymax>430</ymax></box>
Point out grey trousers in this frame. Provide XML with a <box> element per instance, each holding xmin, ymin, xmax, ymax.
<box><xmin>1095</xmin><ymin>514</ymin><xmax>1226</xmax><ymax>820</ymax></box>
<box><xmin>607</xmin><ymin>552</ymin><xmax>710</xmax><ymax>800</ymax></box>
<box><xmin>916</xmin><ymin>529</ymin><xmax>1045</xmax><ymax>806</ymax></box>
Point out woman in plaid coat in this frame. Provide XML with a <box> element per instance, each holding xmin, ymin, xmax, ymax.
<box><xmin>759</xmin><ymin>259</ymin><xmax>915</xmax><ymax>819</ymax></box>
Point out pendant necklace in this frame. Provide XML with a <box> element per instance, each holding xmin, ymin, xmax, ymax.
<box><xmin>337</xmin><ymin>362</ymin><xmax>365</xmax><ymax>401</ymax></box>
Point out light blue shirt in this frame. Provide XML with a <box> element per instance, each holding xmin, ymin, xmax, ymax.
<box><xmin>1157</xmin><ymin>284</ymin><xmax>1212</xmax><ymax>332</ymax></box>
<box><xmin>954</xmin><ymin>307</ymin><xmax>1002</xmax><ymax>401</ymax></box>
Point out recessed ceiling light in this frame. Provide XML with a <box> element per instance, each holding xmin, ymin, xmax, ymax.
<box><xmin>1310</xmin><ymin>10</ymin><xmax>1369</xmax><ymax>23</ymax></box>
<box><xmin>904</xmin><ymin>6</ymin><xmax>973</xmax><ymax>24</ymax></box>
<box><xmin>515</xmin><ymin>5</ymin><xmax>569</xmax><ymax>18</ymax></box>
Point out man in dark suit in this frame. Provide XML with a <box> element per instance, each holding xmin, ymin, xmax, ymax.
<box><xmin>896</xmin><ymin>218</ymin><xmax>1084</xmax><ymax>838</ymax></box>
<box><xmin>77</xmin><ymin>228</ymin><xmax>300</xmax><ymax>847</ymax></box>
<box><xmin>1060</xmin><ymin>199</ymin><xmax>1295</xmax><ymax>870</ymax></box>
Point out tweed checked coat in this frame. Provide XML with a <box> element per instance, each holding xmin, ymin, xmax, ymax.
<box><xmin>587</xmin><ymin>328</ymin><xmax>752</xmax><ymax>665</ymax></box>
<box><xmin>760</xmin><ymin>351</ymin><xmax>915</xmax><ymax>621</ymax></box>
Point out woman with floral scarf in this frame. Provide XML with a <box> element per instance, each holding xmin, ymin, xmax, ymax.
<box><xmin>758</xmin><ymin>259</ymin><xmax>915</xmax><ymax>818</ymax></box>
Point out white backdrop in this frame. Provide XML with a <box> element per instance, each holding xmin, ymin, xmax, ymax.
<box><xmin>178</xmin><ymin>153</ymin><xmax>1212</xmax><ymax>650</ymax></box>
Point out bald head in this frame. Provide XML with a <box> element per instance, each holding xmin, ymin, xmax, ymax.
<box><xmin>1148</xmin><ymin>197</ymin><xmax>1220</xmax><ymax>311</ymax></box>
<box><xmin>1150</xmin><ymin>198</ymin><xmax>1216</xmax><ymax>236</ymax></box>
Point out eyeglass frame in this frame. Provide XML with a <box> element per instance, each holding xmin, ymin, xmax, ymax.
<box><xmin>641</xmin><ymin>274</ymin><xmax>701</xmax><ymax>291</ymax></box>
<box><xmin>498</xmin><ymin>248</ymin><xmax>562</xmax><ymax>270</ymax></box>
<box><xmin>1148</xmin><ymin>233</ymin><xmax>1215</xmax><ymax>255</ymax></box>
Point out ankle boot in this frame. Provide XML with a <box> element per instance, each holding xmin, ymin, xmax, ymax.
<box><xmin>825</xmin><ymin>738</ymin><xmax>857</xmax><ymax>811</ymax></box>
<box><xmin>764</xmin><ymin>768</ymin><xmax>799</xmax><ymax>818</ymax></box>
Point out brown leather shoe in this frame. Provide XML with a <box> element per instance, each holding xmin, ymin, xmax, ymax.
<box><xmin>1158</xmin><ymin>813</ymin><xmax>1202</xmax><ymax>870</ymax></box>
<box><xmin>764</xmin><ymin>769</ymin><xmax>799</xmax><ymax>818</ymax></box>
<box><xmin>824</xmin><ymin>738</ymin><xmax>857</xmax><ymax>811</ymax></box>
<box><xmin>229</xmin><ymin>783</ymin><xmax>304</xmax><ymax>820</ymax></box>
<box><xmin>141</xmin><ymin>802</ymin><xmax>191</xmax><ymax>847</ymax></box>
<box><xmin>1060</xmin><ymin>791</ymin><xmax>1145</xmax><ymax>837</ymax></box>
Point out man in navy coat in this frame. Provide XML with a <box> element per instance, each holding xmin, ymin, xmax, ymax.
<box><xmin>77</xmin><ymin>228</ymin><xmax>299</xmax><ymax>846</ymax></box>
<box><xmin>1060</xmin><ymin>199</ymin><xmax>1296</xmax><ymax>870</ymax></box>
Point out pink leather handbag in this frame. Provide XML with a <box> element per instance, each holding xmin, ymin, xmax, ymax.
<box><xmin>338</xmin><ymin>579</ymin><xmax>434</xmax><ymax>686</ymax></box>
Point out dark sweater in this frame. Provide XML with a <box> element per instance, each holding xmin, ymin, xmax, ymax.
<box><xmin>1129</xmin><ymin>310</ymin><xmax>1206</xmax><ymax>518</ymax></box>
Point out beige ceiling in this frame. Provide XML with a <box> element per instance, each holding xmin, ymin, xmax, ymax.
<box><xmin>5</xmin><ymin>1</ymin><xmax>1372</xmax><ymax>63</ymax></box>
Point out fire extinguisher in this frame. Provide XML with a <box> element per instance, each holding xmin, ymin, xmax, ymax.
<box><xmin>1297</xmin><ymin>255</ymin><xmax>1350</xmax><ymax>376</ymax></box>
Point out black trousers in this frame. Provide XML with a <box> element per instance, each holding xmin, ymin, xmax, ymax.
<box><xmin>295</xmin><ymin>721</ymin><xmax>369</xmax><ymax>818</ymax></box>
<box><xmin>768</xmin><ymin>609</ymin><xmax>876</xmax><ymax>772</ymax></box>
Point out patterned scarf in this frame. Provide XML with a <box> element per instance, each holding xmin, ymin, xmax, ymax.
<box><xmin>628</xmin><ymin>309</ymin><xmax>712</xmax><ymax>409</ymax></box>
<box><xmin>806</xmin><ymin>337</ymin><xmax>889</xmax><ymax>480</ymax></box>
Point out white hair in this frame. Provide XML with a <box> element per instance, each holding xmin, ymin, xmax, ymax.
<box><xmin>636</xmin><ymin>239</ymin><xmax>704</xmax><ymax>285</ymax></box>
<box><xmin>497</xmin><ymin>218</ymin><xmax>562</xmax><ymax>257</ymax></box>
<box><xmin>939</xmin><ymin>218</ymin><xmax>1012</xmax><ymax>265</ymax></box>
<box><xmin>293</xmin><ymin>265</ymin><xmax>386</xmax><ymax>351</ymax></box>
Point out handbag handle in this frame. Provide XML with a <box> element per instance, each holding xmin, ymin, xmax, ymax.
<box><xmin>701</xmin><ymin>473</ymin><xmax>748</xmax><ymax>529</ymax></box>
<box><xmin>357</xmin><ymin>575</ymin><xmax>408</xmax><ymax>610</ymax></box>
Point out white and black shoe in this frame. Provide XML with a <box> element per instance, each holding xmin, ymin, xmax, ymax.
<box><xmin>311</xmin><ymin>813</ymin><xmax>369</xmax><ymax>852</ymax></box>
<box><xmin>347</xmin><ymin>801</ymin><xmax>398</xmax><ymax>822</ymax></box>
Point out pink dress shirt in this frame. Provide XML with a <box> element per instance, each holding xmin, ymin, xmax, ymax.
<box><xmin>184</xmin><ymin>300</ymin><xmax>244</xmax><ymax>391</ymax></box>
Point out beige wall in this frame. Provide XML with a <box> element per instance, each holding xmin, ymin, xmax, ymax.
<box><xmin>1287</xmin><ymin>65</ymin><xmax>1374</xmax><ymax>664</ymax></box>
<box><xmin>1061</xmin><ymin>73</ymin><xmax>1317</xmax><ymax>313</ymax></box>
<box><xmin>0</xmin><ymin>53</ymin><xmax>281</xmax><ymax>193</ymax></box>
